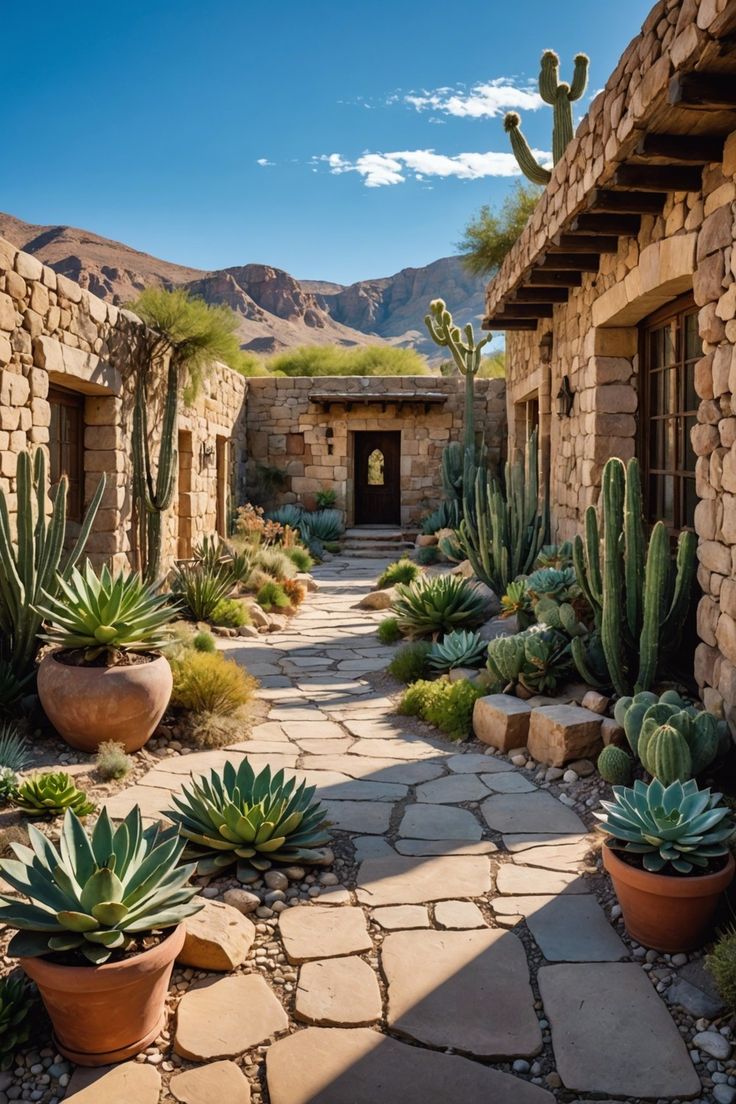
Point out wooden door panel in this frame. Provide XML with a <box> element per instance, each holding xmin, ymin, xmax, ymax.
<box><xmin>354</xmin><ymin>432</ymin><xmax>401</xmax><ymax>525</ymax></box>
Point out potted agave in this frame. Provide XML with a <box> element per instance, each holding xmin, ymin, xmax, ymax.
<box><xmin>0</xmin><ymin>806</ymin><xmax>202</xmax><ymax>1065</ymax></box>
<box><xmin>596</xmin><ymin>777</ymin><xmax>735</xmax><ymax>952</ymax></box>
<box><xmin>36</xmin><ymin>561</ymin><xmax>174</xmax><ymax>752</ymax></box>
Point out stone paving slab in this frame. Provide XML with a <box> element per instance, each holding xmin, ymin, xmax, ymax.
<box><xmin>321</xmin><ymin>800</ymin><xmax>393</xmax><ymax>833</ymax></box>
<box><xmin>279</xmin><ymin>906</ymin><xmax>372</xmax><ymax>962</ymax></box>
<box><xmin>495</xmin><ymin>865</ymin><xmax>588</xmax><ymax>895</ymax></box>
<box><xmin>266</xmin><ymin>1027</ymin><xmax>555</xmax><ymax>1104</ymax></box>
<box><xmin>537</xmin><ymin>963</ymin><xmax>701</xmax><ymax>1096</ymax></box>
<box><xmin>414</xmin><ymin>774</ymin><xmax>491</xmax><ymax>803</ymax></box>
<box><xmin>494</xmin><ymin>896</ymin><xmax>628</xmax><ymax>961</ymax></box>
<box><xmin>175</xmin><ymin>975</ymin><xmax>288</xmax><ymax>1060</ymax></box>
<box><xmin>482</xmin><ymin>792</ymin><xmax>586</xmax><ymax>835</ymax></box>
<box><xmin>356</xmin><ymin>853</ymin><xmax>491</xmax><ymax>906</ymax></box>
<box><xmin>295</xmin><ymin>956</ymin><xmax>382</xmax><ymax>1026</ymax></box>
<box><xmin>170</xmin><ymin>1060</ymin><xmax>251</xmax><ymax>1104</ymax></box>
<box><xmin>66</xmin><ymin>1063</ymin><xmax>161</xmax><ymax>1103</ymax></box>
<box><xmin>382</xmin><ymin>928</ymin><xmax>542</xmax><ymax>1057</ymax></box>
<box><xmin>398</xmin><ymin>804</ymin><xmax>482</xmax><ymax>841</ymax></box>
<box><xmin>503</xmin><ymin>833</ymin><xmax>588</xmax><ymax>852</ymax></box>
<box><xmin>447</xmin><ymin>752</ymin><xmax>513</xmax><ymax>774</ymax></box>
<box><xmin>298</xmin><ymin>755</ymin><xmax>444</xmax><ymax>784</ymax></box>
<box><xmin>300</xmin><ymin>770</ymin><xmax>407</xmax><ymax>801</ymax></box>
<box><xmin>434</xmin><ymin>900</ymin><xmax>486</xmax><ymax>929</ymax></box>
<box><xmin>395</xmin><ymin>839</ymin><xmax>497</xmax><ymax>856</ymax></box>
<box><xmin>480</xmin><ymin>771</ymin><xmax>537</xmax><ymax>793</ymax></box>
<box><xmin>511</xmin><ymin>841</ymin><xmax>591</xmax><ymax>870</ymax></box>
<box><xmin>347</xmin><ymin>738</ymin><xmax>447</xmax><ymax>760</ymax></box>
<box><xmin>371</xmin><ymin>905</ymin><xmax>430</xmax><ymax>929</ymax></box>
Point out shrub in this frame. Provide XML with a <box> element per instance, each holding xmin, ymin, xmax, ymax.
<box><xmin>178</xmin><ymin>710</ymin><xmax>246</xmax><ymax>750</ymax></box>
<box><xmin>323</xmin><ymin>541</ymin><xmax>342</xmax><ymax>554</ymax></box>
<box><xmin>389</xmin><ymin>643</ymin><xmax>431</xmax><ymax>684</ymax></box>
<box><xmin>193</xmin><ymin>631</ymin><xmax>216</xmax><ymax>653</ymax></box>
<box><xmin>399</xmin><ymin>678</ymin><xmax>484</xmax><ymax>741</ymax></box>
<box><xmin>170</xmin><ymin>651</ymin><xmax>257</xmax><ymax>714</ymax></box>
<box><xmin>257</xmin><ymin>581</ymin><xmax>291</xmax><ymax>611</ymax></box>
<box><xmin>95</xmin><ymin>740</ymin><xmax>133</xmax><ymax>781</ymax></box>
<box><xmin>282</xmin><ymin>578</ymin><xmax>307</xmax><ymax>607</ymax></box>
<box><xmin>170</xmin><ymin>563</ymin><xmax>233</xmax><ymax>621</ymax></box>
<box><xmin>315</xmin><ymin>488</ymin><xmax>337</xmax><ymax>509</ymax></box>
<box><xmin>415</xmin><ymin>545</ymin><xmax>440</xmax><ymax>565</ymax></box>
<box><xmin>707</xmin><ymin>928</ymin><xmax>736</xmax><ymax>1011</ymax></box>
<box><xmin>377</xmin><ymin>559</ymin><xmax>419</xmax><ymax>589</ymax></box>
<box><xmin>210</xmin><ymin>598</ymin><xmax>250</xmax><ymax>628</ymax></box>
<box><xmin>378</xmin><ymin>617</ymin><xmax>401</xmax><ymax>644</ymax></box>
<box><xmin>285</xmin><ymin>546</ymin><xmax>313</xmax><ymax>572</ymax></box>
<box><xmin>392</xmin><ymin>574</ymin><xmax>489</xmax><ymax>639</ymax></box>
<box><xmin>267</xmin><ymin>344</ymin><xmax>428</xmax><ymax>377</ymax></box>
<box><xmin>256</xmin><ymin>547</ymin><xmax>297</xmax><ymax>581</ymax></box>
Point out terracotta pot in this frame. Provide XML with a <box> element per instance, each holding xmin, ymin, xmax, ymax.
<box><xmin>603</xmin><ymin>840</ymin><xmax>734</xmax><ymax>952</ymax></box>
<box><xmin>37</xmin><ymin>650</ymin><xmax>172</xmax><ymax>753</ymax></box>
<box><xmin>20</xmin><ymin>924</ymin><xmax>184</xmax><ymax>1066</ymax></box>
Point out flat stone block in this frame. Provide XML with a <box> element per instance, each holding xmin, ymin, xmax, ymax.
<box><xmin>65</xmin><ymin>1063</ymin><xmax>160</xmax><ymax>1103</ymax></box>
<box><xmin>266</xmin><ymin>1027</ymin><xmax>555</xmax><ymax>1104</ymax></box>
<box><xmin>447</xmin><ymin>753</ymin><xmax>513</xmax><ymax>774</ymax></box>
<box><xmin>512</xmin><ymin>841</ymin><xmax>591</xmax><ymax>871</ymax></box>
<box><xmin>399</xmin><ymin>804</ymin><xmax>482</xmax><ymax>841</ymax></box>
<box><xmin>482</xmin><ymin>792</ymin><xmax>585</xmax><ymax>835</ymax></box>
<box><xmin>178</xmin><ymin>899</ymin><xmax>255</xmax><ymax>971</ymax></box>
<box><xmin>372</xmin><ymin>905</ymin><xmax>430</xmax><ymax>929</ymax></box>
<box><xmin>395</xmin><ymin>838</ymin><xmax>497</xmax><ymax>856</ymax></box>
<box><xmin>480</xmin><ymin>771</ymin><xmax>537</xmax><ymax>793</ymax></box>
<box><xmin>473</xmin><ymin>694</ymin><xmax>532</xmax><ymax>751</ymax></box>
<box><xmin>296</xmin><ymin>956</ymin><xmax>382</xmax><ymax>1025</ymax></box>
<box><xmin>414</xmin><ymin>774</ymin><xmax>490</xmax><ymax>803</ymax></box>
<box><xmin>538</xmin><ymin>963</ymin><xmax>701</xmax><ymax>1096</ymax></box>
<box><xmin>495</xmin><ymin>865</ymin><xmax>588</xmax><ymax>895</ymax></box>
<box><xmin>495</xmin><ymin>895</ymin><xmax>627</xmax><ymax>961</ymax></box>
<box><xmin>383</xmin><ymin>928</ymin><xmax>542</xmax><ymax>1058</ymax></box>
<box><xmin>321</xmin><ymin>800</ymin><xmax>393</xmax><ymax>834</ymax></box>
<box><xmin>434</xmin><ymin>900</ymin><xmax>486</xmax><ymax>929</ymax></box>
<box><xmin>280</xmin><ymin>905</ymin><xmax>372</xmax><ymax>962</ymax></box>
<box><xmin>527</xmin><ymin>704</ymin><xmax>603</xmax><ymax>767</ymax></box>
<box><xmin>356</xmin><ymin>853</ymin><xmax>491</xmax><ymax>906</ymax></box>
<box><xmin>175</xmin><ymin>975</ymin><xmax>288</xmax><ymax>1060</ymax></box>
<box><xmin>170</xmin><ymin>1061</ymin><xmax>251</xmax><ymax>1104</ymax></box>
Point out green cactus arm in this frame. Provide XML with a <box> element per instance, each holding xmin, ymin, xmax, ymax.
<box><xmin>552</xmin><ymin>94</ymin><xmax>574</xmax><ymax>165</ymax></box>
<box><xmin>504</xmin><ymin>113</ymin><xmax>552</xmax><ymax>185</ymax></box>
<box><xmin>660</xmin><ymin>529</ymin><xmax>697</xmax><ymax>640</ymax></box>
<box><xmin>569</xmin><ymin>54</ymin><xmax>590</xmax><ymax>101</ymax></box>
<box><xmin>600</xmin><ymin>459</ymin><xmax>628</xmax><ymax>697</ymax></box>
<box><xmin>623</xmin><ymin>458</ymin><xmax>645</xmax><ymax>640</ymax></box>
<box><xmin>571</xmin><ymin>635</ymin><xmax>607</xmax><ymax>688</ymax></box>
<box><xmin>538</xmin><ymin>51</ymin><xmax>561</xmax><ymax>104</ymax></box>
<box><xmin>635</xmin><ymin>521</ymin><xmax>669</xmax><ymax>694</ymax></box>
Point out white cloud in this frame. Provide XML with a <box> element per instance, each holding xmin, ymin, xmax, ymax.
<box><xmin>404</xmin><ymin>78</ymin><xmax>543</xmax><ymax>118</ymax></box>
<box><xmin>256</xmin><ymin>158</ymin><xmax>274</xmax><ymax>167</ymax></box>
<box><xmin>317</xmin><ymin>147</ymin><xmax>550</xmax><ymax>188</ymax></box>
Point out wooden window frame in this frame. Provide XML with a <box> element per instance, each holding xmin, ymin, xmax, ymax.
<box><xmin>638</xmin><ymin>292</ymin><xmax>699</xmax><ymax>535</ymax></box>
<box><xmin>48</xmin><ymin>385</ymin><xmax>85</xmax><ymax>523</ymax></box>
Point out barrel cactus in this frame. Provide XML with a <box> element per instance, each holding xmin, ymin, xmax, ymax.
<box><xmin>615</xmin><ymin>691</ymin><xmax>728</xmax><ymax>783</ymax></box>
<box><xmin>597</xmin><ymin>745</ymin><xmax>633</xmax><ymax>786</ymax></box>
<box><xmin>487</xmin><ymin>625</ymin><xmax>572</xmax><ymax>695</ymax></box>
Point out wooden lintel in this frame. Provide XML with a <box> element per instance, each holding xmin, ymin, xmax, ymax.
<box><xmin>612</xmin><ymin>163</ymin><xmax>703</xmax><ymax>192</ymax></box>
<box><xmin>527</xmin><ymin>270</ymin><xmax>583</xmax><ymax>287</ymax></box>
<box><xmin>496</xmin><ymin>303</ymin><xmax>554</xmax><ymax>318</ymax></box>
<box><xmin>512</xmin><ymin>286</ymin><xmax>569</xmax><ymax>302</ymax></box>
<box><xmin>538</xmin><ymin>252</ymin><xmax>600</xmax><ymax>271</ymax></box>
<box><xmin>484</xmin><ymin>317</ymin><xmax>538</xmax><ymax>330</ymax></box>
<box><xmin>635</xmin><ymin>132</ymin><xmax>725</xmax><ymax>164</ymax></box>
<box><xmin>570</xmin><ymin>212</ymin><xmax>641</xmax><ymax>235</ymax></box>
<box><xmin>669</xmin><ymin>72</ymin><xmax>736</xmax><ymax>112</ymax></box>
<box><xmin>589</xmin><ymin>189</ymin><xmax>665</xmax><ymax>214</ymax></box>
<box><xmin>550</xmin><ymin>233</ymin><xmax>619</xmax><ymax>253</ymax></box>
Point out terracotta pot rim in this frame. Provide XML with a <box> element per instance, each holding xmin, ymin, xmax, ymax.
<box><xmin>20</xmin><ymin>924</ymin><xmax>185</xmax><ymax>989</ymax></box>
<box><xmin>46</xmin><ymin>649</ymin><xmax>166</xmax><ymax>670</ymax></box>
<box><xmin>603</xmin><ymin>839</ymin><xmax>735</xmax><ymax>897</ymax></box>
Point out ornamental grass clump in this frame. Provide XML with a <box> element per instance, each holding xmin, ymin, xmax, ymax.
<box><xmin>255</xmin><ymin>547</ymin><xmax>297</xmax><ymax>582</ymax></box>
<box><xmin>388</xmin><ymin>642</ymin><xmax>432</xmax><ymax>684</ymax></box>
<box><xmin>210</xmin><ymin>598</ymin><xmax>250</xmax><ymax>629</ymax></box>
<box><xmin>95</xmin><ymin>740</ymin><xmax>133</xmax><ymax>781</ymax></box>
<box><xmin>595</xmin><ymin>777</ymin><xmax>735</xmax><ymax>875</ymax></box>
<box><xmin>170</xmin><ymin>651</ymin><xmax>257</xmax><ymax>715</ymax></box>
<box><xmin>284</xmin><ymin>546</ymin><xmax>313</xmax><ymax>573</ymax></box>
<box><xmin>13</xmin><ymin>773</ymin><xmax>95</xmax><ymax>818</ymax></box>
<box><xmin>392</xmin><ymin>574</ymin><xmax>489</xmax><ymax>639</ymax></box>
<box><xmin>166</xmin><ymin>760</ymin><xmax>331</xmax><ymax>882</ymax></box>
<box><xmin>256</xmin><ymin>580</ymin><xmax>290</xmax><ymax>611</ymax></box>
<box><xmin>0</xmin><ymin>807</ymin><xmax>203</xmax><ymax>963</ymax></box>
<box><xmin>707</xmin><ymin>928</ymin><xmax>736</xmax><ymax>1011</ymax></box>
<box><xmin>399</xmin><ymin>677</ymin><xmax>484</xmax><ymax>741</ymax></box>
<box><xmin>377</xmin><ymin>559</ymin><xmax>419</xmax><ymax>589</ymax></box>
<box><xmin>170</xmin><ymin>562</ymin><xmax>233</xmax><ymax>622</ymax></box>
<box><xmin>377</xmin><ymin>618</ymin><xmax>401</xmax><ymax>644</ymax></box>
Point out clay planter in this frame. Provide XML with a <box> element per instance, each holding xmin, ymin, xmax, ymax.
<box><xmin>37</xmin><ymin>650</ymin><xmax>172</xmax><ymax>753</ymax></box>
<box><xmin>20</xmin><ymin>924</ymin><xmax>184</xmax><ymax>1066</ymax></box>
<box><xmin>603</xmin><ymin>840</ymin><xmax>734</xmax><ymax>952</ymax></box>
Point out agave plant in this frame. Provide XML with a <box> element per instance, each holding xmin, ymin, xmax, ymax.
<box><xmin>166</xmin><ymin>760</ymin><xmax>331</xmax><ymax>883</ymax></box>
<box><xmin>13</xmin><ymin>773</ymin><xmax>96</xmax><ymax>818</ymax></box>
<box><xmin>170</xmin><ymin>562</ymin><xmax>233</xmax><ymax>622</ymax></box>
<box><xmin>0</xmin><ymin>722</ymin><xmax>30</xmax><ymax>806</ymax></box>
<box><xmin>266</xmin><ymin>504</ymin><xmax>305</xmax><ymax>531</ymax></box>
<box><xmin>0</xmin><ymin>975</ymin><xmax>34</xmax><ymax>1069</ymax></box>
<box><xmin>525</xmin><ymin>566</ymin><xmax>577</xmax><ymax>599</ymax></box>
<box><xmin>302</xmin><ymin>509</ymin><xmax>343</xmax><ymax>543</ymax></box>
<box><xmin>392</xmin><ymin>575</ymin><xmax>489</xmax><ymax>639</ymax></box>
<box><xmin>0</xmin><ymin>807</ymin><xmax>203</xmax><ymax>963</ymax></box>
<box><xmin>36</xmin><ymin>562</ymin><xmax>174</xmax><ymax>661</ymax></box>
<box><xmin>535</xmin><ymin>542</ymin><xmax>573</xmax><ymax>570</ymax></box>
<box><xmin>193</xmin><ymin>534</ymin><xmax>231</xmax><ymax>570</ymax></box>
<box><xmin>500</xmin><ymin>580</ymin><xmax>534</xmax><ymax>629</ymax></box>
<box><xmin>427</xmin><ymin>630</ymin><xmax>486</xmax><ymax>672</ymax></box>
<box><xmin>595</xmin><ymin>777</ymin><xmax>735</xmax><ymax>875</ymax></box>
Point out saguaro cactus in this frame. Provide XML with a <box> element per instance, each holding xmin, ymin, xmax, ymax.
<box><xmin>132</xmin><ymin>358</ymin><xmax>179</xmax><ymax>585</ymax></box>
<box><xmin>425</xmin><ymin>299</ymin><xmax>490</xmax><ymax>454</ymax></box>
<box><xmin>571</xmin><ymin>457</ymin><xmax>697</xmax><ymax>696</ymax></box>
<box><xmin>505</xmin><ymin>50</ymin><xmax>589</xmax><ymax>185</ymax></box>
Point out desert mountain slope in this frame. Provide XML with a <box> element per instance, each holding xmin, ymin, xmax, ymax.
<box><xmin>0</xmin><ymin>213</ymin><xmax>485</xmax><ymax>360</ymax></box>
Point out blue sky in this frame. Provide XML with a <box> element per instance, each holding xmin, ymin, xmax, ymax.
<box><xmin>4</xmin><ymin>0</ymin><xmax>653</xmax><ymax>285</ymax></box>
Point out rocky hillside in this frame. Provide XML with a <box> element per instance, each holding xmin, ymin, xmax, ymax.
<box><xmin>0</xmin><ymin>213</ymin><xmax>485</xmax><ymax>361</ymax></box>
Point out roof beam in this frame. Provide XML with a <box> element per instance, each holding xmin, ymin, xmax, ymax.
<box><xmin>538</xmin><ymin>252</ymin><xmax>600</xmax><ymax>271</ymax></box>
<box><xmin>589</xmin><ymin>188</ymin><xmax>666</xmax><ymax>214</ymax></box>
<box><xmin>635</xmin><ymin>132</ymin><xmax>725</xmax><ymax>163</ymax></box>
<box><xmin>570</xmin><ymin>212</ymin><xmax>641</xmax><ymax>235</ymax></box>
<box><xmin>550</xmin><ymin>233</ymin><xmax>619</xmax><ymax>253</ymax></box>
<box><xmin>495</xmin><ymin>303</ymin><xmax>554</xmax><ymax>318</ymax></box>
<box><xmin>669</xmin><ymin>72</ymin><xmax>736</xmax><ymax>112</ymax></box>
<box><xmin>527</xmin><ymin>270</ymin><xmax>583</xmax><ymax>287</ymax></box>
<box><xmin>612</xmin><ymin>163</ymin><xmax>703</xmax><ymax>192</ymax></box>
<box><xmin>484</xmin><ymin>316</ymin><xmax>538</xmax><ymax>330</ymax></box>
<box><xmin>512</xmin><ymin>286</ymin><xmax>569</xmax><ymax>302</ymax></box>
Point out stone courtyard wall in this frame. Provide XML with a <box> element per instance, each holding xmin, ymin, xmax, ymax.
<box><xmin>245</xmin><ymin>375</ymin><xmax>507</xmax><ymax>528</ymax></box>
<box><xmin>0</xmin><ymin>235</ymin><xmax>247</xmax><ymax>572</ymax></box>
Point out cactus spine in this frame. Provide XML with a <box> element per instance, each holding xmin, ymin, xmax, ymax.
<box><xmin>572</xmin><ymin>457</ymin><xmax>696</xmax><ymax>696</ymax></box>
<box><xmin>0</xmin><ymin>450</ymin><xmax>105</xmax><ymax>678</ymax></box>
<box><xmin>505</xmin><ymin>50</ymin><xmax>589</xmax><ymax>185</ymax></box>
<box><xmin>132</xmin><ymin>357</ymin><xmax>179</xmax><ymax>584</ymax></box>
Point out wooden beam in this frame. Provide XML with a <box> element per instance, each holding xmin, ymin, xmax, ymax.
<box><xmin>495</xmin><ymin>303</ymin><xmax>554</xmax><ymax>318</ymax></box>
<box><xmin>512</xmin><ymin>286</ymin><xmax>569</xmax><ymax>302</ymax></box>
<box><xmin>669</xmin><ymin>72</ymin><xmax>736</xmax><ymax>112</ymax></box>
<box><xmin>538</xmin><ymin>252</ymin><xmax>600</xmax><ymax>271</ymax></box>
<box><xmin>612</xmin><ymin>163</ymin><xmax>703</xmax><ymax>192</ymax></box>
<box><xmin>527</xmin><ymin>270</ymin><xmax>583</xmax><ymax>287</ymax></box>
<box><xmin>550</xmin><ymin>233</ymin><xmax>619</xmax><ymax>253</ymax></box>
<box><xmin>589</xmin><ymin>188</ymin><xmax>666</xmax><ymax>214</ymax></box>
<box><xmin>484</xmin><ymin>317</ymin><xmax>538</xmax><ymax>330</ymax></box>
<box><xmin>570</xmin><ymin>212</ymin><xmax>641</xmax><ymax>235</ymax></box>
<box><xmin>635</xmin><ymin>132</ymin><xmax>724</xmax><ymax>163</ymax></box>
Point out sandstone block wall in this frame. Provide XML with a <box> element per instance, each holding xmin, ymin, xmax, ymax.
<box><xmin>245</xmin><ymin>375</ymin><xmax>507</xmax><ymax>528</ymax></box>
<box><xmin>0</xmin><ymin>235</ymin><xmax>247</xmax><ymax>572</ymax></box>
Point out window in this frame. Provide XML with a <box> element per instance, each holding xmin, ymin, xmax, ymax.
<box><xmin>48</xmin><ymin>386</ymin><xmax>85</xmax><ymax>522</ymax></box>
<box><xmin>640</xmin><ymin>294</ymin><xmax>700</xmax><ymax>533</ymax></box>
<box><xmin>367</xmin><ymin>449</ymin><xmax>385</xmax><ymax>485</ymax></box>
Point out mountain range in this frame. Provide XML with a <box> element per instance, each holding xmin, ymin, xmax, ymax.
<box><xmin>0</xmin><ymin>213</ymin><xmax>486</xmax><ymax>363</ymax></box>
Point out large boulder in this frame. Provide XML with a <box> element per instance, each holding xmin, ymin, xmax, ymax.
<box><xmin>356</xmin><ymin>587</ymin><xmax>397</xmax><ymax>610</ymax></box>
<box><xmin>178</xmin><ymin>899</ymin><xmax>256</xmax><ymax>971</ymax></box>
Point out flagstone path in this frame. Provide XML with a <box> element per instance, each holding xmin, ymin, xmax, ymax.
<box><xmin>84</xmin><ymin>556</ymin><xmax>702</xmax><ymax>1104</ymax></box>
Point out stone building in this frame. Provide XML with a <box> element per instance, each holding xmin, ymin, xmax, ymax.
<box><xmin>483</xmin><ymin>0</ymin><xmax>736</xmax><ymax>717</ymax></box>
<box><xmin>245</xmin><ymin>374</ymin><xmax>507</xmax><ymax>529</ymax></box>
<box><xmin>0</xmin><ymin>234</ymin><xmax>247</xmax><ymax>571</ymax></box>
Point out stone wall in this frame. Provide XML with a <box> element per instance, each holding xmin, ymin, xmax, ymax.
<box><xmin>245</xmin><ymin>375</ymin><xmax>507</xmax><ymax>528</ymax></box>
<box><xmin>0</xmin><ymin>235</ymin><xmax>247</xmax><ymax>572</ymax></box>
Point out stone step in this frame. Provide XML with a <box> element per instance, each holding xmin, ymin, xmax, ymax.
<box><xmin>342</xmin><ymin>541</ymin><xmax>413</xmax><ymax>552</ymax></box>
<box><xmin>342</xmin><ymin>547</ymin><xmax>412</xmax><ymax>559</ymax></box>
<box><xmin>344</xmin><ymin>528</ymin><xmax>405</xmax><ymax>541</ymax></box>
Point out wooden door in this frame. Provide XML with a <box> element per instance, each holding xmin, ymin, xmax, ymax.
<box><xmin>354</xmin><ymin>431</ymin><xmax>401</xmax><ymax>525</ymax></box>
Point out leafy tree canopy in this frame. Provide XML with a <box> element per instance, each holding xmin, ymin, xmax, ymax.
<box><xmin>458</xmin><ymin>182</ymin><xmax>541</xmax><ymax>277</ymax></box>
<box><xmin>266</xmin><ymin>344</ymin><xmax>429</xmax><ymax>377</ymax></box>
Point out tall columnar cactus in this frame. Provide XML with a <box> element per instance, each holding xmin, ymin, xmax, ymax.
<box><xmin>504</xmin><ymin>50</ymin><xmax>589</xmax><ymax>185</ymax></box>
<box><xmin>571</xmin><ymin>457</ymin><xmax>697</xmax><ymax>697</ymax></box>
<box><xmin>425</xmin><ymin>299</ymin><xmax>491</xmax><ymax>455</ymax></box>
<box><xmin>0</xmin><ymin>450</ymin><xmax>105</xmax><ymax>678</ymax></box>
<box><xmin>457</xmin><ymin>430</ymin><xmax>547</xmax><ymax>595</ymax></box>
<box><xmin>132</xmin><ymin>358</ymin><xmax>179</xmax><ymax>584</ymax></box>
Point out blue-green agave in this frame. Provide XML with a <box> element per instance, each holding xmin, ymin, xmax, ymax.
<box><xmin>427</xmin><ymin>630</ymin><xmax>486</xmax><ymax>672</ymax></box>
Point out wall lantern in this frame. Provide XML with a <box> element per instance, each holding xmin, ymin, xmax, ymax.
<box><xmin>199</xmin><ymin>441</ymin><xmax>215</xmax><ymax>469</ymax></box>
<box><xmin>556</xmin><ymin>374</ymin><xmax>575</xmax><ymax>417</ymax></box>
<box><xmin>539</xmin><ymin>331</ymin><xmax>553</xmax><ymax>365</ymax></box>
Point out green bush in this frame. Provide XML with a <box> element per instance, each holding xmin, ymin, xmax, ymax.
<box><xmin>707</xmin><ymin>928</ymin><xmax>736</xmax><ymax>1011</ymax></box>
<box><xmin>323</xmin><ymin>541</ymin><xmax>342</xmax><ymax>554</ymax></box>
<box><xmin>257</xmin><ymin>580</ymin><xmax>291</xmax><ymax>611</ymax></box>
<box><xmin>378</xmin><ymin>617</ymin><xmax>401</xmax><ymax>644</ymax></box>
<box><xmin>285</xmin><ymin>546</ymin><xmax>313</xmax><ymax>572</ymax></box>
<box><xmin>210</xmin><ymin>598</ymin><xmax>250</xmax><ymax>628</ymax></box>
<box><xmin>95</xmin><ymin>740</ymin><xmax>133</xmax><ymax>781</ymax></box>
<box><xmin>388</xmin><ymin>643</ymin><xmax>431</xmax><ymax>684</ymax></box>
<box><xmin>377</xmin><ymin>559</ymin><xmax>419</xmax><ymax>589</ymax></box>
<box><xmin>315</xmin><ymin>488</ymin><xmax>337</xmax><ymax>508</ymax></box>
<box><xmin>193</xmin><ymin>631</ymin><xmax>216</xmax><ymax>653</ymax></box>
<box><xmin>170</xmin><ymin>651</ymin><xmax>257</xmax><ymax>714</ymax></box>
<box><xmin>267</xmin><ymin>345</ymin><xmax>429</xmax><ymax>377</ymax></box>
<box><xmin>255</xmin><ymin>547</ymin><xmax>297</xmax><ymax>581</ymax></box>
<box><xmin>415</xmin><ymin>545</ymin><xmax>440</xmax><ymax>565</ymax></box>
<box><xmin>399</xmin><ymin>678</ymin><xmax>483</xmax><ymax>742</ymax></box>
